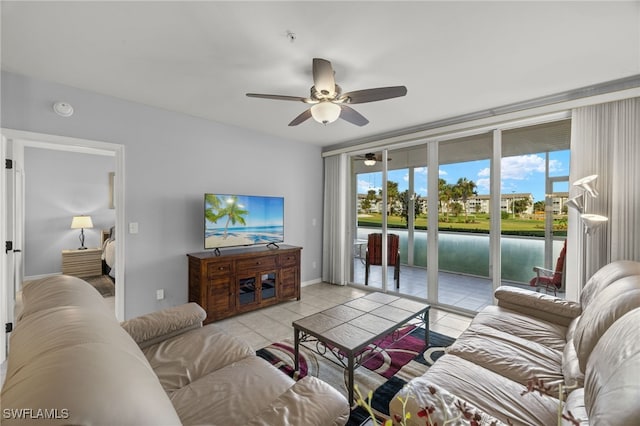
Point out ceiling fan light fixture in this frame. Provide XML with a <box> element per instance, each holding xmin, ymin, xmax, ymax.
<box><xmin>364</xmin><ymin>159</ymin><xmax>377</xmax><ymax>166</ymax></box>
<box><xmin>310</xmin><ymin>101</ymin><xmax>341</xmax><ymax>124</ymax></box>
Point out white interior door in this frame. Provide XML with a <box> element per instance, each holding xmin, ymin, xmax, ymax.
<box><xmin>1</xmin><ymin>134</ymin><xmax>18</xmax><ymax>363</ymax></box>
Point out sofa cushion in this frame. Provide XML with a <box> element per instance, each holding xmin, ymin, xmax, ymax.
<box><xmin>17</xmin><ymin>274</ymin><xmax>110</xmax><ymax>321</ymax></box>
<box><xmin>121</xmin><ymin>302</ymin><xmax>206</xmax><ymax>349</ymax></box>
<box><xmin>562</xmin><ymin>388</ymin><xmax>588</xmax><ymax>425</ymax></box>
<box><xmin>469</xmin><ymin>305</ymin><xmax>568</xmax><ymax>350</ymax></box>
<box><xmin>394</xmin><ymin>354</ymin><xmax>559</xmax><ymax>426</ymax></box>
<box><xmin>389</xmin><ymin>382</ymin><xmax>506</xmax><ymax>426</ymax></box>
<box><xmin>447</xmin><ymin>323</ymin><xmax>564</xmax><ymax>390</ymax></box>
<box><xmin>584</xmin><ymin>308</ymin><xmax>640</xmax><ymax>425</ymax></box>
<box><xmin>245</xmin><ymin>376</ymin><xmax>350</xmax><ymax>426</ymax></box>
<box><xmin>573</xmin><ymin>275</ymin><xmax>640</xmax><ymax>372</ymax></box>
<box><xmin>2</xmin><ymin>305</ymin><xmax>180</xmax><ymax>425</ymax></box>
<box><xmin>495</xmin><ymin>286</ymin><xmax>581</xmax><ymax>326</ymax></box>
<box><xmin>562</xmin><ymin>316</ymin><xmax>584</xmax><ymax>388</ymax></box>
<box><xmin>169</xmin><ymin>355</ymin><xmax>295</xmax><ymax>425</ymax></box>
<box><xmin>579</xmin><ymin>260</ymin><xmax>640</xmax><ymax>308</ymax></box>
<box><xmin>143</xmin><ymin>324</ymin><xmax>255</xmax><ymax>393</ymax></box>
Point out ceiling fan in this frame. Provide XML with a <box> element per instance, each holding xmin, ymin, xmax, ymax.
<box><xmin>246</xmin><ymin>58</ymin><xmax>407</xmax><ymax>127</ymax></box>
<box><xmin>353</xmin><ymin>152</ymin><xmax>391</xmax><ymax>166</ymax></box>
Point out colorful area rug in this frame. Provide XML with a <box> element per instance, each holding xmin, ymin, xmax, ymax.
<box><xmin>256</xmin><ymin>326</ymin><xmax>455</xmax><ymax>426</ymax></box>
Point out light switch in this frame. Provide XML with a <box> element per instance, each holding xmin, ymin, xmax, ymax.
<box><xmin>129</xmin><ymin>222</ymin><xmax>139</xmax><ymax>234</ymax></box>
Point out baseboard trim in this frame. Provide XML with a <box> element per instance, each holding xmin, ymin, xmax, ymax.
<box><xmin>301</xmin><ymin>278</ymin><xmax>322</xmax><ymax>287</ymax></box>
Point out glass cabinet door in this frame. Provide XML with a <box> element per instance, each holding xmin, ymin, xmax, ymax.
<box><xmin>261</xmin><ymin>272</ymin><xmax>277</xmax><ymax>301</ymax></box>
<box><xmin>238</xmin><ymin>276</ymin><xmax>257</xmax><ymax>306</ymax></box>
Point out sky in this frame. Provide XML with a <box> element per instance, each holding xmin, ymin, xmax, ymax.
<box><xmin>357</xmin><ymin>150</ymin><xmax>570</xmax><ymax>203</ymax></box>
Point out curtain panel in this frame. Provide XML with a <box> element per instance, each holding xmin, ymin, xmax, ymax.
<box><xmin>322</xmin><ymin>153</ymin><xmax>350</xmax><ymax>285</ymax></box>
<box><xmin>569</xmin><ymin>97</ymin><xmax>640</xmax><ymax>289</ymax></box>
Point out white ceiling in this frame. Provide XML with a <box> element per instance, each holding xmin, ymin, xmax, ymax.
<box><xmin>2</xmin><ymin>1</ymin><xmax>639</xmax><ymax>147</ymax></box>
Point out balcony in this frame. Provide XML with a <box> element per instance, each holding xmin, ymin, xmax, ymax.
<box><xmin>351</xmin><ymin>230</ymin><xmax>566</xmax><ymax>313</ymax></box>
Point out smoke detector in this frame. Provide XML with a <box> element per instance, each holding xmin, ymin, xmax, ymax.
<box><xmin>53</xmin><ymin>102</ymin><xmax>74</xmax><ymax>117</ymax></box>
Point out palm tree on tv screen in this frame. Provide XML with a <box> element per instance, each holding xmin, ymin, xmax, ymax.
<box><xmin>205</xmin><ymin>195</ymin><xmax>249</xmax><ymax>239</ymax></box>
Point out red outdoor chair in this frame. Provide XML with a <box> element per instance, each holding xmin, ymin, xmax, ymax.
<box><xmin>365</xmin><ymin>233</ymin><xmax>400</xmax><ymax>289</ymax></box>
<box><xmin>529</xmin><ymin>240</ymin><xmax>567</xmax><ymax>295</ymax></box>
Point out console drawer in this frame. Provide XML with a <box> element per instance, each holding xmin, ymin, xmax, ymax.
<box><xmin>237</xmin><ymin>256</ymin><xmax>277</xmax><ymax>271</ymax></box>
<box><xmin>208</xmin><ymin>262</ymin><xmax>233</xmax><ymax>278</ymax></box>
<box><xmin>279</xmin><ymin>253</ymin><xmax>299</xmax><ymax>267</ymax></box>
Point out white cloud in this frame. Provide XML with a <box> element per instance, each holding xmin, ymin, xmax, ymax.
<box><xmin>478</xmin><ymin>167</ymin><xmax>490</xmax><ymax>177</ymax></box>
<box><xmin>476</xmin><ymin>178</ymin><xmax>490</xmax><ymax>192</ymax></box>
<box><xmin>357</xmin><ymin>179</ymin><xmax>380</xmax><ymax>194</ymax></box>
<box><xmin>439</xmin><ymin>169</ymin><xmax>447</xmax><ymax>176</ymax></box>
<box><xmin>501</xmin><ymin>154</ymin><xmax>548</xmax><ymax>180</ymax></box>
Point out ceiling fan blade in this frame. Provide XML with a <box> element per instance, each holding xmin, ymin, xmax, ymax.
<box><xmin>339</xmin><ymin>86</ymin><xmax>407</xmax><ymax>104</ymax></box>
<box><xmin>312</xmin><ymin>58</ymin><xmax>336</xmax><ymax>98</ymax></box>
<box><xmin>288</xmin><ymin>109</ymin><xmax>312</xmax><ymax>126</ymax></box>
<box><xmin>246</xmin><ymin>93</ymin><xmax>310</xmax><ymax>103</ymax></box>
<box><xmin>339</xmin><ymin>105</ymin><xmax>369</xmax><ymax>126</ymax></box>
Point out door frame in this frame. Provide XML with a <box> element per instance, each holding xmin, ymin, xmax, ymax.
<box><xmin>1</xmin><ymin>128</ymin><xmax>126</xmax><ymax>321</ymax></box>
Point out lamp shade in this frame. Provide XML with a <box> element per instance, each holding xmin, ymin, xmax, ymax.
<box><xmin>581</xmin><ymin>213</ymin><xmax>608</xmax><ymax>234</ymax></box>
<box><xmin>573</xmin><ymin>174</ymin><xmax>599</xmax><ymax>198</ymax></box>
<box><xmin>310</xmin><ymin>101</ymin><xmax>341</xmax><ymax>124</ymax></box>
<box><xmin>71</xmin><ymin>215</ymin><xmax>93</xmax><ymax>229</ymax></box>
<box><xmin>565</xmin><ymin>194</ymin><xmax>585</xmax><ymax>214</ymax></box>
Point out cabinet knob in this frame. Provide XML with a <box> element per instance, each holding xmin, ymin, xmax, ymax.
<box><xmin>219</xmin><ymin>266</ymin><xmax>225</xmax><ymax>270</ymax></box>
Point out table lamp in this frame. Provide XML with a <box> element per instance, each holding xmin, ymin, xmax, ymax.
<box><xmin>71</xmin><ymin>215</ymin><xmax>93</xmax><ymax>250</ymax></box>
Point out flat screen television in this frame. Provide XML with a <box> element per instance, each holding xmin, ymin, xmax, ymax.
<box><xmin>204</xmin><ymin>194</ymin><xmax>284</xmax><ymax>250</ymax></box>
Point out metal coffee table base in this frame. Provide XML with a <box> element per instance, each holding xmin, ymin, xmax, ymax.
<box><xmin>292</xmin><ymin>293</ymin><xmax>430</xmax><ymax>405</ymax></box>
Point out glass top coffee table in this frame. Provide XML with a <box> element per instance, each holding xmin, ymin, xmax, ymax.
<box><xmin>293</xmin><ymin>292</ymin><xmax>430</xmax><ymax>405</ymax></box>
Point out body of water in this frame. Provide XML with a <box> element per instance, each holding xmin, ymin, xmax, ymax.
<box><xmin>357</xmin><ymin>228</ymin><xmax>563</xmax><ymax>283</ymax></box>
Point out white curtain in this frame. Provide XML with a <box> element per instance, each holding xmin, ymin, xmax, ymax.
<box><xmin>569</xmin><ymin>97</ymin><xmax>640</xmax><ymax>290</ymax></box>
<box><xmin>322</xmin><ymin>153</ymin><xmax>350</xmax><ymax>285</ymax></box>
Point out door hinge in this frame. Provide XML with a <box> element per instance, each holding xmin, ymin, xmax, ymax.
<box><xmin>5</xmin><ymin>322</ymin><xmax>13</xmax><ymax>333</ymax></box>
<box><xmin>5</xmin><ymin>159</ymin><xmax>12</xmax><ymax>169</ymax></box>
<box><xmin>5</xmin><ymin>241</ymin><xmax>13</xmax><ymax>254</ymax></box>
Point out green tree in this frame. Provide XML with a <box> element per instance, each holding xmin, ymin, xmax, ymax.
<box><xmin>379</xmin><ymin>181</ymin><xmax>400</xmax><ymax>216</ymax></box>
<box><xmin>399</xmin><ymin>191</ymin><xmax>422</xmax><ymax>225</ymax></box>
<box><xmin>533</xmin><ymin>200</ymin><xmax>546</xmax><ymax>213</ymax></box>
<box><xmin>205</xmin><ymin>195</ymin><xmax>249</xmax><ymax>239</ymax></box>
<box><xmin>439</xmin><ymin>179</ymin><xmax>453</xmax><ymax>220</ymax></box>
<box><xmin>364</xmin><ymin>189</ymin><xmax>377</xmax><ymax>213</ymax></box>
<box><xmin>513</xmin><ymin>198</ymin><xmax>531</xmax><ymax>215</ymax></box>
<box><xmin>454</xmin><ymin>177</ymin><xmax>478</xmax><ymax>221</ymax></box>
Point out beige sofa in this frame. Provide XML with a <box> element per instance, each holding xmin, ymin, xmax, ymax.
<box><xmin>1</xmin><ymin>275</ymin><xmax>350</xmax><ymax>425</ymax></box>
<box><xmin>391</xmin><ymin>260</ymin><xmax>640</xmax><ymax>425</ymax></box>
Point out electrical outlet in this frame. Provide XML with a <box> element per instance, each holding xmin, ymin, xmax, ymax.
<box><xmin>156</xmin><ymin>289</ymin><xmax>164</xmax><ymax>300</ymax></box>
<box><xmin>312</xmin><ymin>261</ymin><xmax>317</xmax><ymax>269</ymax></box>
<box><xmin>129</xmin><ymin>222</ymin><xmax>139</xmax><ymax>234</ymax></box>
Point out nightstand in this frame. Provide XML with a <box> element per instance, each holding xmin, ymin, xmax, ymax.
<box><xmin>62</xmin><ymin>248</ymin><xmax>103</xmax><ymax>278</ymax></box>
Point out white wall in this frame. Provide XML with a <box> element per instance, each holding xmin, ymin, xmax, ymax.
<box><xmin>1</xmin><ymin>71</ymin><xmax>324</xmax><ymax>319</ymax></box>
<box><xmin>23</xmin><ymin>147</ymin><xmax>115</xmax><ymax>276</ymax></box>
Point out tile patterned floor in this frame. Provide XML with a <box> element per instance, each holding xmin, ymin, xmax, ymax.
<box><xmin>213</xmin><ymin>282</ymin><xmax>473</xmax><ymax>351</ymax></box>
<box><xmin>350</xmin><ymin>261</ymin><xmax>561</xmax><ymax>313</ymax></box>
<box><xmin>0</xmin><ymin>282</ymin><xmax>474</xmax><ymax>388</ymax></box>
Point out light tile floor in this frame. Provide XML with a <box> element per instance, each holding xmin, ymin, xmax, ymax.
<box><xmin>0</xmin><ymin>282</ymin><xmax>473</xmax><ymax>388</ymax></box>
<box><xmin>214</xmin><ymin>282</ymin><xmax>473</xmax><ymax>351</ymax></box>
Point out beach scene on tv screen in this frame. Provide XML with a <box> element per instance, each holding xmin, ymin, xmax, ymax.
<box><xmin>205</xmin><ymin>194</ymin><xmax>284</xmax><ymax>248</ymax></box>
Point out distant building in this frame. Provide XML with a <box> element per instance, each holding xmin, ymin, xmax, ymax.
<box><xmin>356</xmin><ymin>192</ymin><xmax>562</xmax><ymax>216</ymax></box>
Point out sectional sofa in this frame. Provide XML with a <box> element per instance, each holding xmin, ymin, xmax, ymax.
<box><xmin>390</xmin><ymin>260</ymin><xmax>640</xmax><ymax>425</ymax></box>
<box><xmin>1</xmin><ymin>275</ymin><xmax>350</xmax><ymax>425</ymax></box>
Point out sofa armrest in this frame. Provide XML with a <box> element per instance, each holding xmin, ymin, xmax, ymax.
<box><xmin>245</xmin><ymin>376</ymin><xmax>350</xmax><ymax>426</ymax></box>
<box><xmin>495</xmin><ymin>286</ymin><xmax>581</xmax><ymax>326</ymax></box>
<box><xmin>121</xmin><ymin>302</ymin><xmax>206</xmax><ymax>349</ymax></box>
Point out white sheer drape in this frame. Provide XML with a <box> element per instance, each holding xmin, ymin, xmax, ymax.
<box><xmin>568</xmin><ymin>97</ymin><xmax>640</xmax><ymax>291</ymax></box>
<box><xmin>322</xmin><ymin>153</ymin><xmax>350</xmax><ymax>285</ymax></box>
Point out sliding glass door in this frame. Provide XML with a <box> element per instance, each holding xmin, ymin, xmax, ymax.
<box><xmin>346</xmin><ymin>117</ymin><xmax>572</xmax><ymax>311</ymax></box>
